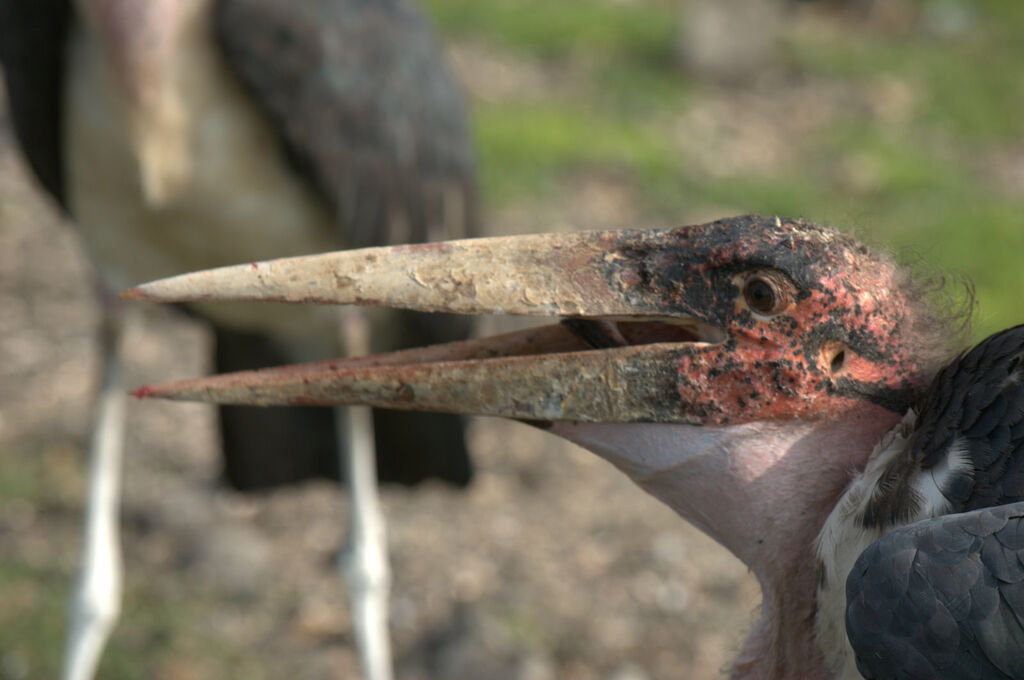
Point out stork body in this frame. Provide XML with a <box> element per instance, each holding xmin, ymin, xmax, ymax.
<box><xmin>818</xmin><ymin>325</ymin><xmax>1024</xmax><ymax>679</ymax></box>
<box><xmin>126</xmin><ymin>215</ymin><xmax>1024</xmax><ymax>678</ymax></box>
<box><xmin>0</xmin><ymin>0</ymin><xmax>476</xmax><ymax>486</ymax></box>
<box><xmin>0</xmin><ymin>1</ymin><xmax>475</xmax><ymax>678</ymax></box>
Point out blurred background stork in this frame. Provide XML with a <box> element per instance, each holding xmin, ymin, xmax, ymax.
<box><xmin>1</xmin><ymin>0</ymin><xmax>1022</xmax><ymax>678</ymax></box>
<box><xmin>0</xmin><ymin>0</ymin><xmax>476</xmax><ymax>678</ymax></box>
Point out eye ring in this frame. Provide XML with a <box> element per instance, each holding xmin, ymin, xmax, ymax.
<box><xmin>743</xmin><ymin>277</ymin><xmax>783</xmax><ymax>315</ymax></box>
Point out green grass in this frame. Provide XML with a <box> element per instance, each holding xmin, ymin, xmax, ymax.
<box><xmin>0</xmin><ymin>556</ymin><xmax>267</xmax><ymax>680</ymax></box>
<box><xmin>791</xmin><ymin>35</ymin><xmax>1024</xmax><ymax>142</ymax></box>
<box><xmin>0</xmin><ymin>443</ymin><xmax>266</xmax><ymax>680</ymax></box>
<box><xmin>418</xmin><ymin>0</ymin><xmax>1024</xmax><ymax>338</ymax></box>
<box><xmin>421</xmin><ymin>0</ymin><xmax>678</xmax><ymax>62</ymax></box>
<box><xmin>0</xmin><ymin>562</ymin><xmax>70</xmax><ymax>680</ymax></box>
<box><xmin>475</xmin><ymin>103</ymin><xmax>676</xmax><ymax>203</ymax></box>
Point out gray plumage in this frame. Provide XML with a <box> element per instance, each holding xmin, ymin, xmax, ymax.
<box><xmin>215</xmin><ymin>0</ymin><xmax>477</xmax><ymax>249</ymax></box>
<box><xmin>847</xmin><ymin>503</ymin><xmax>1024</xmax><ymax>679</ymax></box>
<box><xmin>210</xmin><ymin>0</ymin><xmax>479</xmax><ymax>488</ymax></box>
<box><xmin>846</xmin><ymin>325</ymin><xmax>1024</xmax><ymax>679</ymax></box>
<box><xmin>0</xmin><ymin>0</ymin><xmax>478</xmax><ymax>489</ymax></box>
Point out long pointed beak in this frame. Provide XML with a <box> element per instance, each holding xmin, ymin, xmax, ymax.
<box><xmin>124</xmin><ymin>229</ymin><xmax>726</xmax><ymax>423</ymax></box>
<box><xmin>124</xmin><ymin>230</ymin><xmax>673</xmax><ymax>316</ymax></box>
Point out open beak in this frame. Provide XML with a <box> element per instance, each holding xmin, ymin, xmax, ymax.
<box><xmin>123</xmin><ymin>229</ymin><xmax>726</xmax><ymax>423</ymax></box>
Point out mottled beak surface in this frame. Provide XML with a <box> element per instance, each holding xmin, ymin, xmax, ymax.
<box><xmin>125</xmin><ymin>216</ymin><xmax>929</xmax><ymax>426</ymax></box>
<box><xmin>124</xmin><ymin>228</ymin><xmax>725</xmax><ymax>423</ymax></box>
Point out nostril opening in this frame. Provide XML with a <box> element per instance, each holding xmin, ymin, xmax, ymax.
<box><xmin>830</xmin><ymin>349</ymin><xmax>846</xmax><ymax>374</ymax></box>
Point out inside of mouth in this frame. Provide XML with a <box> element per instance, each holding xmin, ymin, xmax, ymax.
<box><xmin>561</xmin><ymin>318</ymin><xmax>720</xmax><ymax>350</ymax></box>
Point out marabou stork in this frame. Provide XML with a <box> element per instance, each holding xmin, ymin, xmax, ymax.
<box><xmin>125</xmin><ymin>215</ymin><xmax>1024</xmax><ymax>679</ymax></box>
<box><xmin>0</xmin><ymin>1</ymin><xmax>475</xmax><ymax>678</ymax></box>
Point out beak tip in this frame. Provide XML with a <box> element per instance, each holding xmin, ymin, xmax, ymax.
<box><xmin>120</xmin><ymin>286</ymin><xmax>150</xmax><ymax>301</ymax></box>
<box><xmin>131</xmin><ymin>385</ymin><xmax>156</xmax><ymax>399</ymax></box>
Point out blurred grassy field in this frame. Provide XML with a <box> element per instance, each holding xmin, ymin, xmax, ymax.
<box><xmin>425</xmin><ymin>0</ymin><xmax>1024</xmax><ymax>339</ymax></box>
<box><xmin>1</xmin><ymin>1</ymin><xmax>1022</xmax><ymax>678</ymax></box>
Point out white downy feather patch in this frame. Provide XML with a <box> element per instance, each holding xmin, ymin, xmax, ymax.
<box><xmin>814</xmin><ymin>410</ymin><xmax>916</xmax><ymax>680</ymax></box>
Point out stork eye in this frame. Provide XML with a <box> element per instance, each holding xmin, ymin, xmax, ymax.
<box><xmin>744</xmin><ymin>278</ymin><xmax>782</xmax><ymax>315</ymax></box>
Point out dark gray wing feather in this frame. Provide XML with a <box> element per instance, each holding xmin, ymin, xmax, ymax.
<box><xmin>847</xmin><ymin>503</ymin><xmax>1024</xmax><ymax>680</ymax></box>
<box><xmin>848</xmin><ymin>325</ymin><xmax>1024</xmax><ymax>679</ymax></box>
<box><xmin>213</xmin><ymin>0</ymin><xmax>477</xmax><ymax>489</ymax></box>
<box><xmin>913</xmin><ymin>325</ymin><xmax>1024</xmax><ymax>511</ymax></box>
<box><xmin>214</xmin><ymin>0</ymin><xmax>477</xmax><ymax>248</ymax></box>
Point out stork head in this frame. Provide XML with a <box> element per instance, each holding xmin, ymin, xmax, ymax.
<box><xmin>125</xmin><ymin>215</ymin><xmax>960</xmax><ymax>677</ymax></box>
<box><xmin>125</xmin><ymin>215</ymin><xmax>949</xmax><ymax>422</ymax></box>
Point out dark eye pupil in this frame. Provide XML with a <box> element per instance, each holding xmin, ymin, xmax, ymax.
<box><xmin>746</xmin><ymin>279</ymin><xmax>777</xmax><ymax>313</ymax></box>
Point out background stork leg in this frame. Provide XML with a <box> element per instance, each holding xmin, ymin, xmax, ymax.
<box><xmin>63</xmin><ymin>298</ymin><xmax>126</xmax><ymax>680</ymax></box>
<box><xmin>336</xmin><ymin>308</ymin><xmax>393</xmax><ymax>680</ymax></box>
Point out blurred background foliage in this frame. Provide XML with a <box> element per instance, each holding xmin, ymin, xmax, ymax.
<box><xmin>424</xmin><ymin>0</ymin><xmax>1022</xmax><ymax>339</ymax></box>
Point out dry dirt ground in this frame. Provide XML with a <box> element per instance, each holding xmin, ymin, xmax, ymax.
<box><xmin>0</xmin><ymin>85</ymin><xmax>759</xmax><ymax>680</ymax></box>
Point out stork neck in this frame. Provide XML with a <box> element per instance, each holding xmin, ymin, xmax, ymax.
<box><xmin>553</xmin><ymin>402</ymin><xmax>900</xmax><ymax>679</ymax></box>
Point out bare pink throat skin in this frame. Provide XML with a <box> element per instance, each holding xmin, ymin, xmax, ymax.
<box><xmin>553</xmin><ymin>402</ymin><xmax>901</xmax><ymax>680</ymax></box>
